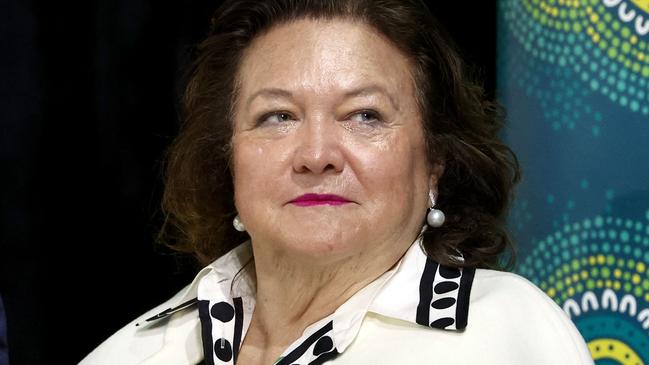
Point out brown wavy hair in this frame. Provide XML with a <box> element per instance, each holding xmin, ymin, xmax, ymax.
<box><xmin>156</xmin><ymin>0</ymin><xmax>521</xmax><ymax>270</ymax></box>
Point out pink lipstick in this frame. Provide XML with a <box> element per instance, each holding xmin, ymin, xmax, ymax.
<box><xmin>289</xmin><ymin>194</ymin><xmax>352</xmax><ymax>206</ymax></box>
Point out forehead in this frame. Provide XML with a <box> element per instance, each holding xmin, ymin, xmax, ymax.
<box><xmin>236</xmin><ymin>18</ymin><xmax>415</xmax><ymax>100</ymax></box>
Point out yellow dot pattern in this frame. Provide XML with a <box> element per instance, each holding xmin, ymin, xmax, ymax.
<box><xmin>588</xmin><ymin>338</ymin><xmax>644</xmax><ymax>364</ymax></box>
<box><xmin>518</xmin><ymin>215</ymin><xmax>649</xmax><ymax>305</ymax></box>
<box><xmin>520</xmin><ymin>0</ymin><xmax>649</xmax><ymax>69</ymax></box>
<box><xmin>503</xmin><ymin>0</ymin><xmax>649</xmax><ymax>115</ymax></box>
<box><xmin>541</xmin><ymin>254</ymin><xmax>649</xmax><ymax>304</ymax></box>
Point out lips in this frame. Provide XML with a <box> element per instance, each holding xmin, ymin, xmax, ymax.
<box><xmin>289</xmin><ymin>193</ymin><xmax>352</xmax><ymax>206</ymax></box>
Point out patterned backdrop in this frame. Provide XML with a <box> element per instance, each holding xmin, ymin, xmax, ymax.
<box><xmin>498</xmin><ymin>0</ymin><xmax>649</xmax><ymax>363</ymax></box>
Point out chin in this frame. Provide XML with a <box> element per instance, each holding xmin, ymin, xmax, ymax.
<box><xmin>278</xmin><ymin>230</ymin><xmax>361</xmax><ymax>261</ymax></box>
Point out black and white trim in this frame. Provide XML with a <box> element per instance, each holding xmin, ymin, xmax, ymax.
<box><xmin>198</xmin><ymin>297</ymin><xmax>245</xmax><ymax>365</ymax></box>
<box><xmin>140</xmin><ymin>239</ymin><xmax>477</xmax><ymax>364</ymax></box>
<box><xmin>416</xmin><ymin>257</ymin><xmax>475</xmax><ymax>330</ymax></box>
<box><xmin>275</xmin><ymin>320</ymin><xmax>339</xmax><ymax>365</ymax></box>
<box><xmin>198</xmin><ymin>300</ymin><xmax>215</xmax><ymax>365</ymax></box>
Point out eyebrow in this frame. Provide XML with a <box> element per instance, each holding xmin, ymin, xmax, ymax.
<box><xmin>245</xmin><ymin>84</ymin><xmax>400</xmax><ymax>111</ymax></box>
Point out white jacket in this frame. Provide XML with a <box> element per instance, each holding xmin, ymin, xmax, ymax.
<box><xmin>80</xmin><ymin>240</ymin><xmax>593</xmax><ymax>364</ymax></box>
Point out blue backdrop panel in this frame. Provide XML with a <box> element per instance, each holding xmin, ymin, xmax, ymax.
<box><xmin>498</xmin><ymin>0</ymin><xmax>649</xmax><ymax>363</ymax></box>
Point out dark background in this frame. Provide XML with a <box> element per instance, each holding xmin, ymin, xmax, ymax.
<box><xmin>0</xmin><ymin>1</ymin><xmax>497</xmax><ymax>363</ymax></box>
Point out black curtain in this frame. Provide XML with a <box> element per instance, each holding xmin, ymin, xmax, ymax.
<box><xmin>0</xmin><ymin>1</ymin><xmax>496</xmax><ymax>363</ymax></box>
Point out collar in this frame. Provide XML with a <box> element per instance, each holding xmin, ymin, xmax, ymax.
<box><xmin>140</xmin><ymin>237</ymin><xmax>475</xmax><ymax>364</ymax></box>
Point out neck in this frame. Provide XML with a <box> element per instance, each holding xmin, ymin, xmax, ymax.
<box><xmin>241</xmin><ymin>244</ymin><xmax>399</xmax><ymax>361</ymax></box>
<box><xmin>264</xmin><ymin>254</ymin><xmax>373</xmax><ymax>335</ymax></box>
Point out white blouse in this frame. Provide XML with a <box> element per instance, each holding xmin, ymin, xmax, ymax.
<box><xmin>80</xmin><ymin>238</ymin><xmax>594</xmax><ymax>364</ymax></box>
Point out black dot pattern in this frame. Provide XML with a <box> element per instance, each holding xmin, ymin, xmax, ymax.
<box><xmin>274</xmin><ymin>321</ymin><xmax>339</xmax><ymax>365</ymax></box>
<box><xmin>417</xmin><ymin>259</ymin><xmax>474</xmax><ymax>331</ymax></box>
<box><xmin>430</xmin><ymin>317</ymin><xmax>455</xmax><ymax>328</ymax></box>
<box><xmin>214</xmin><ymin>338</ymin><xmax>233</xmax><ymax>362</ymax></box>
<box><xmin>211</xmin><ymin>301</ymin><xmax>235</xmax><ymax>322</ymax></box>
<box><xmin>427</xmin><ymin>264</ymin><xmax>463</xmax><ymax>329</ymax></box>
<box><xmin>198</xmin><ymin>296</ymin><xmax>244</xmax><ymax>365</ymax></box>
<box><xmin>313</xmin><ymin>336</ymin><xmax>334</xmax><ymax>356</ymax></box>
<box><xmin>439</xmin><ymin>266</ymin><xmax>461</xmax><ymax>279</ymax></box>
<box><xmin>431</xmin><ymin>297</ymin><xmax>457</xmax><ymax>310</ymax></box>
<box><xmin>434</xmin><ymin>281</ymin><xmax>459</xmax><ymax>294</ymax></box>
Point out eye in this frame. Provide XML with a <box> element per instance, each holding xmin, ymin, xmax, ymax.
<box><xmin>349</xmin><ymin>110</ymin><xmax>382</xmax><ymax>124</ymax></box>
<box><xmin>257</xmin><ymin>111</ymin><xmax>295</xmax><ymax>125</ymax></box>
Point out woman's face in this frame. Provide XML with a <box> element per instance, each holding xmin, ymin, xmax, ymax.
<box><xmin>232</xmin><ymin>19</ymin><xmax>434</xmax><ymax>264</ymax></box>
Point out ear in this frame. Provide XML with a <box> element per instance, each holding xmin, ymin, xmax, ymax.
<box><xmin>428</xmin><ymin>162</ymin><xmax>445</xmax><ymax>206</ymax></box>
<box><xmin>428</xmin><ymin>161</ymin><xmax>445</xmax><ymax>188</ymax></box>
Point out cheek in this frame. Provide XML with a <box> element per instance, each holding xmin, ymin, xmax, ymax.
<box><xmin>232</xmin><ymin>140</ymin><xmax>271</xmax><ymax>206</ymax></box>
<box><xmin>358</xmin><ymin>133</ymin><xmax>428</xmax><ymax>195</ymax></box>
<box><xmin>233</xmin><ymin>144</ymin><xmax>257</xmax><ymax>180</ymax></box>
<box><xmin>231</xmin><ymin>136</ymin><xmax>294</xmax><ymax>212</ymax></box>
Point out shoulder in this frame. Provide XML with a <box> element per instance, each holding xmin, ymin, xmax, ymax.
<box><xmin>468</xmin><ymin>268</ymin><xmax>580</xmax><ymax>331</ymax></box>
<box><xmin>79</xmin><ymin>283</ymin><xmax>198</xmax><ymax>365</ymax></box>
<box><xmin>469</xmin><ymin>268</ymin><xmax>559</xmax><ymax>307</ymax></box>
<box><xmin>467</xmin><ymin>269</ymin><xmax>593</xmax><ymax>362</ymax></box>
<box><xmin>336</xmin><ymin>269</ymin><xmax>594</xmax><ymax>365</ymax></box>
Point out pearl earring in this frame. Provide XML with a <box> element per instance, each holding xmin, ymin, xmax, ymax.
<box><xmin>427</xmin><ymin>191</ymin><xmax>445</xmax><ymax>227</ymax></box>
<box><xmin>233</xmin><ymin>215</ymin><xmax>246</xmax><ymax>232</ymax></box>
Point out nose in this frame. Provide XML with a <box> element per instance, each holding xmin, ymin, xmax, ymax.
<box><xmin>292</xmin><ymin>117</ymin><xmax>345</xmax><ymax>175</ymax></box>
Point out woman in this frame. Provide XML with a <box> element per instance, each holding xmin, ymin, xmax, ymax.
<box><xmin>81</xmin><ymin>0</ymin><xmax>593</xmax><ymax>364</ymax></box>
